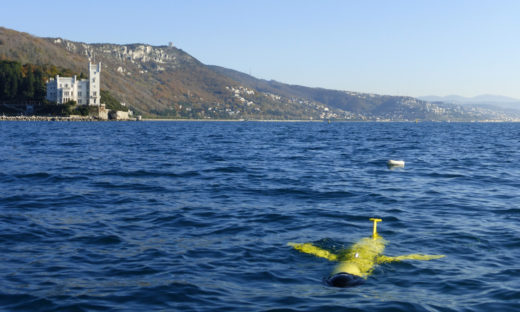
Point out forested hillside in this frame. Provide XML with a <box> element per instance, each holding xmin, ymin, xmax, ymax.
<box><xmin>0</xmin><ymin>60</ymin><xmax>82</xmax><ymax>102</ymax></box>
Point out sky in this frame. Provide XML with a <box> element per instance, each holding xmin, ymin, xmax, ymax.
<box><xmin>2</xmin><ymin>0</ymin><xmax>520</xmax><ymax>99</ymax></box>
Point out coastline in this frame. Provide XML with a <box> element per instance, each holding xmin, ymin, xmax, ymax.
<box><xmin>0</xmin><ymin>115</ymin><xmax>138</xmax><ymax>121</ymax></box>
<box><xmin>1</xmin><ymin>116</ymin><xmax>517</xmax><ymax>122</ymax></box>
<box><xmin>142</xmin><ymin>118</ymin><xmax>322</xmax><ymax>122</ymax></box>
<box><xmin>1</xmin><ymin>115</ymin><xmax>107</xmax><ymax>121</ymax></box>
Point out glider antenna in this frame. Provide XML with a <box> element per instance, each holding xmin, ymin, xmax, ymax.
<box><xmin>370</xmin><ymin>218</ymin><xmax>382</xmax><ymax>239</ymax></box>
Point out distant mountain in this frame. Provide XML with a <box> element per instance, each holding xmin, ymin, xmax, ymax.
<box><xmin>210</xmin><ymin>65</ymin><xmax>451</xmax><ymax>119</ymax></box>
<box><xmin>0</xmin><ymin>26</ymin><xmax>516</xmax><ymax>121</ymax></box>
<box><xmin>419</xmin><ymin>95</ymin><xmax>520</xmax><ymax>110</ymax></box>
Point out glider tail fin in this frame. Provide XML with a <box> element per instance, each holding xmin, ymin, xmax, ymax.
<box><xmin>378</xmin><ymin>254</ymin><xmax>445</xmax><ymax>263</ymax></box>
<box><xmin>288</xmin><ymin>242</ymin><xmax>338</xmax><ymax>261</ymax></box>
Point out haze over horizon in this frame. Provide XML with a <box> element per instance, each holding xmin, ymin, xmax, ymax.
<box><xmin>2</xmin><ymin>0</ymin><xmax>519</xmax><ymax>99</ymax></box>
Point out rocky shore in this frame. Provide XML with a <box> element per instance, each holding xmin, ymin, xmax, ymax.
<box><xmin>1</xmin><ymin>115</ymin><xmax>106</xmax><ymax>121</ymax></box>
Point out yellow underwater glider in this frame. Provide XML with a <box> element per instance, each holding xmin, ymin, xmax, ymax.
<box><xmin>288</xmin><ymin>218</ymin><xmax>445</xmax><ymax>287</ymax></box>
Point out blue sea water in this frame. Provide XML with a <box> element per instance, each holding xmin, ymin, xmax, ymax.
<box><xmin>0</xmin><ymin>121</ymin><xmax>519</xmax><ymax>311</ymax></box>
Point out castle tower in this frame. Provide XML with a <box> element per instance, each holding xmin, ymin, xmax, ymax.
<box><xmin>88</xmin><ymin>62</ymin><xmax>101</xmax><ymax>105</ymax></box>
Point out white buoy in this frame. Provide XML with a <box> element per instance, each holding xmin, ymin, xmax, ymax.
<box><xmin>387</xmin><ymin>160</ymin><xmax>405</xmax><ymax>167</ymax></box>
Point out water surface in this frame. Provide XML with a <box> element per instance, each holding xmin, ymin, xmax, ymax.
<box><xmin>1</xmin><ymin>121</ymin><xmax>519</xmax><ymax>311</ymax></box>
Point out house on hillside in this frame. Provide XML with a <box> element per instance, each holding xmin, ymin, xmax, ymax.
<box><xmin>46</xmin><ymin>62</ymin><xmax>101</xmax><ymax>105</ymax></box>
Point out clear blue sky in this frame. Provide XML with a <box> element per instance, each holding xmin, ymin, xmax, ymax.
<box><xmin>2</xmin><ymin>0</ymin><xmax>520</xmax><ymax>99</ymax></box>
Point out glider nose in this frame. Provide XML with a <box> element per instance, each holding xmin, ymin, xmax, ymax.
<box><xmin>326</xmin><ymin>272</ymin><xmax>365</xmax><ymax>288</ymax></box>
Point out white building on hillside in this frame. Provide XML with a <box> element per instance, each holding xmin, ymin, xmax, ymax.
<box><xmin>46</xmin><ymin>62</ymin><xmax>101</xmax><ymax>105</ymax></box>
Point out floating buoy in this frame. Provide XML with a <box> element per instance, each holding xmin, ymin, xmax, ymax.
<box><xmin>387</xmin><ymin>160</ymin><xmax>405</xmax><ymax>167</ymax></box>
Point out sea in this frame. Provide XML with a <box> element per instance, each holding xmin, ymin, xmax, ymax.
<box><xmin>0</xmin><ymin>121</ymin><xmax>519</xmax><ymax>312</ymax></box>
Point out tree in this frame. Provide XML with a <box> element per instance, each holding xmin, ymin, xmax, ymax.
<box><xmin>100</xmin><ymin>89</ymin><xmax>128</xmax><ymax>111</ymax></box>
<box><xmin>63</xmin><ymin>100</ymin><xmax>76</xmax><ymax>115</ymax></box>
<box><xmin>0</xmin><ymin>61</ymin><xmax>22</xmax><ymax>100</ymax></box>
<box><xmin>21</xmin><ymin>67</ymin><xmax>35</xmax><ymax>99</ymax></box>
<box><xmin>33</xmin><ymin>68</ymin><xmax>46</xmax><ymax>100</ymax></box>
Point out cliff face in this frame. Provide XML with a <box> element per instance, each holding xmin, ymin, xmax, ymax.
<box><xmin>52</xmin><ymin>39</ymin><xmax>196</xmax><ymax>70</ymax></box>
<box><xmin>0</xmin><ymin>27</ymin><xmax>513</xmax><ymax>120</ymax></box>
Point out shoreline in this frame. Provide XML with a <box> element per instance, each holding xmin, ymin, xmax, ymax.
<box><xmin>142</xmin><ymin>118</ymin><xmax>323</xmax><ymax>122</ymax></box>
<box><xmin>1</xmin><ymin>116</ymin><xmax>517</xmax><ymax>123</ymax></box>
<box><xmin>0</xmin><ymin>115</ymin><xmax>100</xmax><ymax>121</ymax></box>
<box><xmin>0</xmin><ymin>115</ymin><xmax>135</xmax><ymax>121</ymax></box>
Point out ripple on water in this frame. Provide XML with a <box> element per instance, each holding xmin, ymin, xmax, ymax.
<box><xmin>1</xmin><ymin>122</ymin><xmax>520</xmax><ymax>311</ymax></box>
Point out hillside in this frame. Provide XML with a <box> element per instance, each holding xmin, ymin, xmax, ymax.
<box><xmin>0</xmin><ymin>27</ymin><xmax>515</xmax><ymax>121</ymax></box>
<box><xmin>419</xmin><ymin>95</ymin><xmax>520</xmax><ymax>111</ymax></box>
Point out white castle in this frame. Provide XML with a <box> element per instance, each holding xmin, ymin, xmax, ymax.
<box><xmin>46</xmin><ymin>62</ymin><xmax>101</xmax><ymax>106</ymax></box>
